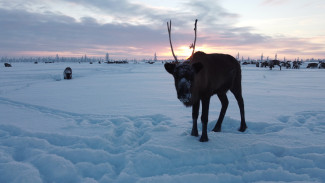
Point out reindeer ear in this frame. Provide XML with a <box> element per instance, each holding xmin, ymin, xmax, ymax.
<box><xmin>192</xmin><ymin>62</ymin><xmax>203</xmax><ymax>73</ymax></box>
<box><xmin>164</xmin><ymin>63</ymin><xmax>176</xmax><ymax>75</ymax></box>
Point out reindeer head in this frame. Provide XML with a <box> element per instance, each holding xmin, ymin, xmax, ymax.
<box><xmin>165</xmin><ymin>19</ymin><xmax>201</xmax><ymax>106</ymax></box>
<box><xmin>165</xmin><ymin>62</ymin><xmax>202</xmax><ymax>107</ymax></box>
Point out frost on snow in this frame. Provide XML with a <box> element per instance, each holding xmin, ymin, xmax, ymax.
<box><xmin>0</xmin><ymin>62</ymin><xmax>325</xmax><ymax>183</ymax></box>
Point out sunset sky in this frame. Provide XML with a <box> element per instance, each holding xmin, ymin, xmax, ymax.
<box><xmin>0</xmin><ymin>0</ymin><xmax>324</xmax><ymax>60</ymax></box>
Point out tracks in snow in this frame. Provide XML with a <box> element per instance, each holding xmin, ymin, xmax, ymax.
<box><xmin>1</xmin><ymin>96</ymin><xmax>325</xmax><ymax>182</ymax></box>
<box><xmin>0</xmin><ymin>97</ymin><xmax>172</xmax><ymax>181</ymax></box>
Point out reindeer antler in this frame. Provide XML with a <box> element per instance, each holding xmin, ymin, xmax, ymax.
<box><xmin>167</xmin><ymin>20</ymin><xmax>178</xmax><ymax>62</ymax></box>
<box><xmin>190</xmin><ymin>19</ymin><xmax>198</xmax><ymax>61</ymax></box>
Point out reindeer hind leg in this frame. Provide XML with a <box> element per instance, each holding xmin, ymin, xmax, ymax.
<box><xmin>212</xmin><ymin>93</ymin><xmax>228</xmax><ymax>132</ymax></box>
<box><xmin>233</xmin><ymin>92</ymin><xmax>247</xmax><ymax>132</ymax></box>
<box><xmin>230</xmin><ymin>79</ymin><xmax>247</xmax><ymax>132</ymax></box>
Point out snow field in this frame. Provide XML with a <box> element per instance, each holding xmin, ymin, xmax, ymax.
<box><xmin>0</xmin><ymin>62</ymin><xmax>324</xmax><ymax>182</ymax></box>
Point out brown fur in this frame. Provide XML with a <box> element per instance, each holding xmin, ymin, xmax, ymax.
<box><xmin>165</xmin><ymin>51</ymin><xmax>247</xmax><ymax>142</ymax></box>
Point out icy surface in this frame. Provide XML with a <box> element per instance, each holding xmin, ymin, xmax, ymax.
<box><xmin>0</xmin><ymin>62</ymin><xmax>325</xmax><ymax>183</ymax></box>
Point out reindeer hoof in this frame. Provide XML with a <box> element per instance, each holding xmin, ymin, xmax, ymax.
<box><xmin>199</xmin><ymin>136</ymin><xmax>209</xmax><ymax>142</ymax></box>
<box><xmin>212</xmin><ymin>127</ymin><xmax>221</xmax><ymax>132</ymax></box>
<box><xmin>191</xmin><ymin>129</ymin><xmax>199</xmax><ymax>137</ymax></box>
<box><xmin>238</xmin><ymin>125</ymin><xmax>247</xmax><ymax>132</ymax></box>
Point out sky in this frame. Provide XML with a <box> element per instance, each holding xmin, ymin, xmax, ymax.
<box><xmin>0</xmin><ymin>0</ymin><xmax>324</xmax><ymax>60</ymax></box>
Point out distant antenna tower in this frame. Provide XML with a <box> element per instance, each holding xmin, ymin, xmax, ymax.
<box><xmin>236</xmin><ymin>52</ymin><xmax>240</xmax><ymax>60</ymax></box>
<box><xmin>84</xmin><ymin>54</ymin><xmax>87</xmax><ymax>62</ymax></box>
<box><xmin>105</xmin><ymin>53</ymin><xmax>109</xmax><ymax>62</ymax></box>
<box><xmin>275</xmin><ymin>53</ymin><xmax>277</xmax><ymax>60</ymax></box>
<box><xmin>154</xmin><ymin>52</ymin><xmax>157</xmax><ymax>62</ymax></box>
<box><xmin>261</xmin><ymin>53</ymin><xmax>264</xmax><ymax>62</ymax></box>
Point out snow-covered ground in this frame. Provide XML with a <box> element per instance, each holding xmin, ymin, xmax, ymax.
<box><xmin>0</xmin><ymin>62</ymin><xmax>324</xmax><ymax>183</ymax></box>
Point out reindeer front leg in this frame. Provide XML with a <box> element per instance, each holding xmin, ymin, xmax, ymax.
<box><xmin>191</xmin><ymin>101</ymin><xmax>200</xmax><ymax>136</ymax></box>
<box><xmin>200</xmin><ymin>97</ymin><xmax>210</xmax><ymax>142</ymax></box>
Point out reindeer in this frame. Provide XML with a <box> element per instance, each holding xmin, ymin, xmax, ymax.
<box><xmin>261</xmin><ymin>61</ymin><xmax>268</xmax><ymax>68</ymax></box>
<box><xmin>285</xmin><ymin>61</ymin><xmax>292</xmax><ymax>69</ymax></box>
<box><xmin>307</xmin><ymin>63</ymin><xmax>318</xmax><ymax>68</ymax></box>
<box><xmin>319</xmin><ymin>62</ymin><xmax>325</xmax><ymax>69</ymax></box>
<box><xmin>164</xmin><ymin>20</ymin><xmax>247</xmax><ymax>142</ymax></box>
<box><xmin>292</xmin><ymin>61</ymin><xmax>300</xmax><ymax>69</ymax></box>
<box><xmin>63</xmin><ymin>67</ymin><xmax>72</xmax><ymax>79</ymax></box>
<box><xmin>269</xmin><ymin>60</ymin><xmax>281</xmax><ymax>70</ymax></box>
<box><xmin>256</xmin><ymin>62</ymin><xmax>260</xmax><ymax>67</ymax></box>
